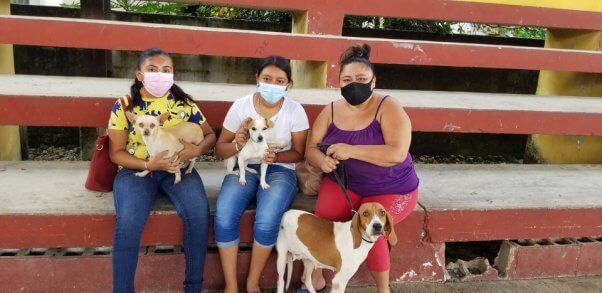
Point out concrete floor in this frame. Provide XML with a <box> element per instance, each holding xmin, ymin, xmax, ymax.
<box><xmin>346</xmin><ymin>276</ymin><xmax>602</xmax><ymax>293</ymax></box>
<box><xmin>201</xmin><ymin>276</ymin><xmax>602</xmax><ymax>292</ymax></box>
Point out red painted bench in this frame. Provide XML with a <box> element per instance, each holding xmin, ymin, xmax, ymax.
<box><xmin>1</xmin><ymin>161</ymin><xmax>601</xmax><ymax>291</ymax></box>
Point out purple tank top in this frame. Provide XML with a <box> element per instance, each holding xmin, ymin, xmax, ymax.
<box><xmin>321</xmin><ymin>96</ymin><xmax>419</xmax><ymax>196</ymax></box>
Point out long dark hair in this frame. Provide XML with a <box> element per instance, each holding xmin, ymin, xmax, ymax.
<box><xmin>257</xmin><ymin>55</ymin><xmax>293</xmax><ymax>86</ymax></box>
<box><xmin>127</xmin><ymin>48</ymin><xmax>194</xmax><ymax>111</ymax></box>
<box><xmin>339</xmin><ymin>43</ymin><xmax>375</xmax><ymax>75</ymax></box>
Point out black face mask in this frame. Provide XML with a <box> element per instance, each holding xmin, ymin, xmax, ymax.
<box><xmin>340</xmin><ymin>79</ymin><xmax>374</xmax><ymax>106</ymax></box>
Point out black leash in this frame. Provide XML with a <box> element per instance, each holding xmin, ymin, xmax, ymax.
<box><xmin>317</xmin><ymin>142</ymin><xmax>356</xmax><ymax>217</ymax></box>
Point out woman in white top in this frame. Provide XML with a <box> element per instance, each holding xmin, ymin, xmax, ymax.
<box><xmin>214</xmin><ymin>56</ymin><xmax>309</xmax><ymax>293</ymax></box>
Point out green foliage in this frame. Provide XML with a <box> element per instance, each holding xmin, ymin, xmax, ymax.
<box><xmin>110</xmin><ymin>1</ymin><xmax>187</xmax><ymax>15</ymax></box>
<box><xmin>470</xmin><ymin>24</ymin><xmax>546</xmax><ymax>39</ymax></box>
<box><xmin>194</xmin><ymin>6</ymin><xmax>291</xmax><ymax>22</ymax></box>
<box><xmin>344</xmin><ymin>16</ymin><xmax>452</xmax><ymax>34</ymax></box>
<box><xmin>105</xmin><ymin>1</ymin><xmax>291</xmax><ymax>21</ymax></box>
<box><xmin>59</xmin><ymin>1</ymin><xmax>80</xmax><ymax>8</ymax></box>
<box><xmin>58</xmin><ymin>1</ymin><xmax>544</xmax><ymax>40</ymax></box>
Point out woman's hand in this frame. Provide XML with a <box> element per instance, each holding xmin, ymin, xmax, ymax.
<box><xmin>320</xmin><ymin>155</ymin><xmax>339</xmax><ymax>173</ymax></box>
<box><xmin>234</xmin><ymin>126</ymin><xmax>248</xmax><ymax>151</ymax></box>
<box><xmin>263</xmin><ymin>148</ymin><xmax>278</xmax><ymax>164</ymax></box>
<box><xmin>147</xmin><ymin>150</ymin><xmax>182</xmax><ymax>174</ymax></box>
<box><xmin>175</xmin><ymin>139</ymin><xmax>201</xmax><ymax>164</ymax></box>
<box><xmin>326</xmin><ymin>143</ymin><xmax>354</xmax><ymax>161</ymax></box>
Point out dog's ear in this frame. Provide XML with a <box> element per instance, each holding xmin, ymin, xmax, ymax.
<box><xmin>385</xmin><ymin>212</ymin><xmax>398</xmax><ymax>246</ymax></box>
<box><xmin>351</xmin><ymin>211</ymin><xmax>362</xmax><ymax>249</ymax></box>
<box><xmin>242</xmin><ymin>117</ymin><xmax>254</xmax><ymax>130</ymax></box>
<box><xmin>125</xmin><ymin>111</ymin><xmax>138</xmax><ymax>124</ymax></box>
<box><xmin>264</xmin><ymin>117</ymin><xmax>275</xmax><ymax>129</ymax></box>
<box><xmin>157</xmin><ymin>112</ymin><xmax>170</xmax><ymax>126</ymax></box>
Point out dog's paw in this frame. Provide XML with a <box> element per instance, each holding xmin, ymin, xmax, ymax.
<box><xmin>134</xmin><ymin>171</ymin><xmax>148</xmax><ymax>177</ymax></box>
<box><xmin>226</xmin><ymin>170</ymin><xmax>240</xmax><ymax>175</ymax></box>
<box><xmin>239</xmin><ymin>177</ymin><xmax>247</xmax><ymax>186</ymax></box>
<box><xmin>260</xmin><ymin>182</ymin><xmax>271</xmax><ymax>190</ymax></box>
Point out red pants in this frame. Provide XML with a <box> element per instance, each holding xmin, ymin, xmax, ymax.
<box><xmin>314</xmin><ymin>177</ymin><xmax>418</xmax><ymax>272</ymax></box>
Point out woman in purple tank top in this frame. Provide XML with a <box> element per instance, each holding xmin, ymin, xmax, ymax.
<box><xmin>301</xmin><ymin>44</ymin><xmax>419</xmax><ymax>293</ymax></box>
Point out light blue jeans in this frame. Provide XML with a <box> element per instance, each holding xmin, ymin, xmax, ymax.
<box><xmin>214</xmin><ymin>164</ymin><xmax>297</xmax><ymax>248</ymax></box>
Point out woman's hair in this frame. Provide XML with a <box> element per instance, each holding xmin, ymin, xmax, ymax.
<box><xmin>127</xmin><ymin>48</ymin><xmax>194</xmax><ymax>111</ymax></box>
<box><xmin>339</xmin><ymin>43</ymin><xmax>375</xmax><ymax>75</ymax></box>
<box><xmin>256</xmin><ymin>55</ymin><xmax>293</xmax><ymax>85</ymax></box>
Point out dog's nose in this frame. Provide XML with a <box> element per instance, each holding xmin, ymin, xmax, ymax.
<box><xmin>257</xmin><ymin>135</ymin><xmax>263</xmax><ymax>142</ymax></box>
<box><xmin>144</xmin><ymin>130</ymin><xmax>149</xmax><ymax>136</ymax></box>
<box><xmin>372</xmin><ymin>222</ymin><xmax>382</xmax><ymax>231</ymax></box>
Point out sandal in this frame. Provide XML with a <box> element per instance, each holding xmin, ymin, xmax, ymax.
<box><xmin>296</xmin><ymin>285</ymin><xmax>327</xmax><ymax>293</ymax></box>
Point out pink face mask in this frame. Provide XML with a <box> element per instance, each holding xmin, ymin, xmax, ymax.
<box><xmin>142</xmin><ymin>72</ymin><xmax>174</xmax><ymax>97</ymax></box>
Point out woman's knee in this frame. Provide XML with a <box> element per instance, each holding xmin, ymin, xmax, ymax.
<box><xmin>177</xmin><ymin>193</ymin><xmax>210</xmax><ymax>223</ymax></box>
<box><xmin>213</xmin><ymin>208</ymin><xmax>240</xmax><ymax>231</ymax></box>
<box><xmin>252</xmin><ymin>220</ymin><xmax>280</xmax><ymax>247</ymax></box>
<box><xmin>114</xmin><ymin>212</ymin><xmax>148</xmax><ymax>237</ymax></box>
<box><xmin>366</xmin><ymin>237</ymin><xmax>391</xmax><ymax>272</ymax></box>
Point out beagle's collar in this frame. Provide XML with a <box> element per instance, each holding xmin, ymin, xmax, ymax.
<box><xmin>362</xmin><ymin>236</ymin><xmax>375</xmax><ymax>243</ymax></box>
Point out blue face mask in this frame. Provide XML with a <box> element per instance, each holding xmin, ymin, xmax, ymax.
<box><xmin>258</xmin><ymin>82</ymin><xmax>287</xmax><ymax>104</ymax></box>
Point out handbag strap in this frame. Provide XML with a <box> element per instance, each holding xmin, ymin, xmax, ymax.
<box><xmin>104</xmin><ymin>95</ymin><xmax>132</xmax><ymax>136</ymax></box>
<box><xmin>119</xmin><ymin>95</ymin><xmax>131</xmax><ymax>111</ymax></box>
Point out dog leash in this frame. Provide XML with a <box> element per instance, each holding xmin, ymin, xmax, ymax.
<box><xmin>318</xmin><ymin>142</ymin><xmax>377</xmax><ymax>244</ymax></box>
<box><xmin>317</xmin><ymin>142</ymin><xmax>356</xmax><ymax>217</ymax></box>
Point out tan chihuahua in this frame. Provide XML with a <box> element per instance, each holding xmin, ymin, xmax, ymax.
<box><xmin>126</xmin><ymin>111</ymin><xmax>204</xmax><ymax>184</ymax></box>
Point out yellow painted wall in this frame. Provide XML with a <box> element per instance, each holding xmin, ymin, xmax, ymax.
<box><xmin>290</xmin><ymin>11</ymin><xmax>327</xmax><ymax>89</ymax></box>
<box><xmin>453</xmin><ymin>0</ymin><xmax>602</xmax><ymax>12</ymax></box>
<box><xmin>0</xmin><ymin>0</ymin><xmax>21</xmax><ymax>161</ymax></box>
<box><xmin>531</xmin><ymin>29</ymin><xmax>602</xmax><ymax>164</ymax></box>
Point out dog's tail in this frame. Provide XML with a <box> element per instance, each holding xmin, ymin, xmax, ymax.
<box><xmin>285</xmin><ymin>252</ymin><xmax>293</xmax><ymax>290</ymax></box>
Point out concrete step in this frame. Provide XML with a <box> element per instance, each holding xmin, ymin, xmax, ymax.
<box><xmin>2</xmin><ymin>74</ymin><xmax>602</xmax><ymax>135</ymax></box>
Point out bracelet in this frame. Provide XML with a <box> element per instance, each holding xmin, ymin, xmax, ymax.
<box><xmin>144</xmin><ymin>161</ymin><xmax>148</xmax><ymax>170</ymax></box>
<box><xmin>234</xmin><ymin>142</ymin><xmax>240</xmax><ymax>152</ymax></box>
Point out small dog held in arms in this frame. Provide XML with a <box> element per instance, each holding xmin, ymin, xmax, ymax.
<box><xmin>275</xmin><ymin>202</ymin><xmax>397</xmax><ymax>293</ymax></box>
<box><xmin>226</xmin><ymin>117</ymin><xmax>284</xmax><ymax>190</ymax></box>
<box><xmin>126</xmin><ymin>111</ymin><xmax>204</xmax><ymax>184</ymax></box>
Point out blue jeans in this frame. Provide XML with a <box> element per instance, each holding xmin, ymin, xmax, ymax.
<box><xmin>112</xmin><ymin>168</ymin><xmax>210</xmax><ymax>293</ymax></box>
<box><xmin>214</xmin><ymin>164</ymin><xmax>297</xmax><ymax>248</ymax></box>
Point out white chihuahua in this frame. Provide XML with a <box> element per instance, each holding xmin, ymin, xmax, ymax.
<box><xmin>226</xmin><ymin>117</ymin><xmax>284</xmax><ymax>190</ymax></box>
<box><xmin>126</xmin><ymin>111</ymin><xmax>204</xmax><ymax>184</ymax></box>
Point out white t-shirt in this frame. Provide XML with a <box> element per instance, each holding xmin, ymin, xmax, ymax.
<box><xmin>223</xmin><ymin>94</ymin><xmax>309</xmax><ymax>170</ymax></box>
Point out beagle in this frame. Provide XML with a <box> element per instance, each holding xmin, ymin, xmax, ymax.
<box><xmin>276</xmin><ymin>202</ymin><xmax>397</xmax><ymax>293</ymax></box>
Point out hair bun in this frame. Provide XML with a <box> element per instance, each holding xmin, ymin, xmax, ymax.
<box><xmin>339</xmin><ymin>43</ymin><xmax>372</xmax><ymax>65</ymax></box>
<box><xmin>359</xmin><ymin>44</ymin><xmax>371</xmax><ymax>60</ymax></box>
